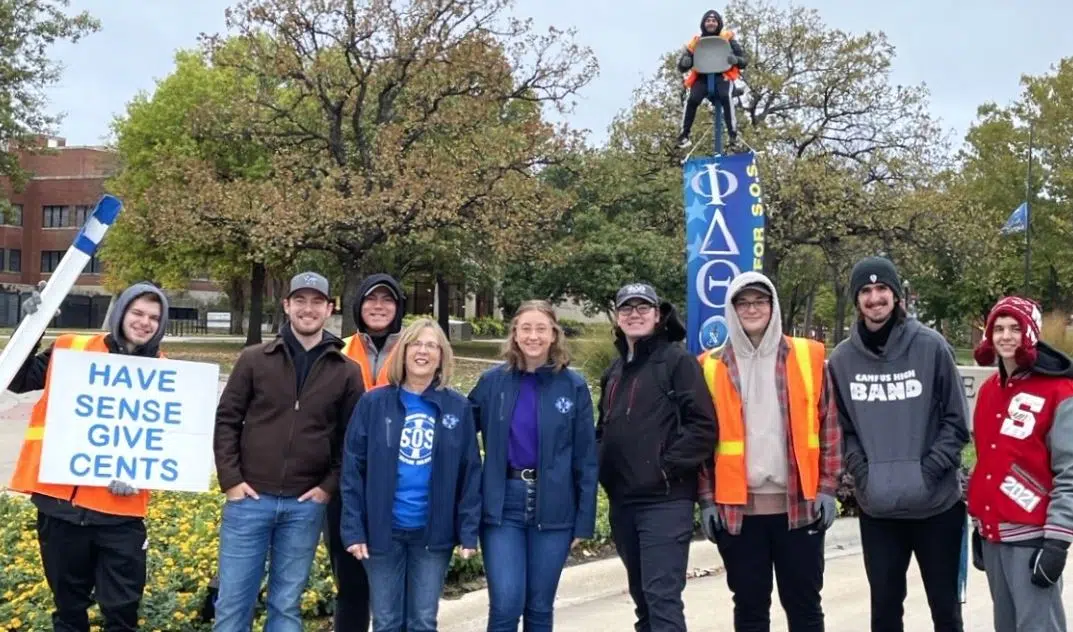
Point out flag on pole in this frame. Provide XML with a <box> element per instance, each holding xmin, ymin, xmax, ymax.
<box><xmin>1001</xmin><ymin>202</ymin><xmax>1027</xmax><ymax>234</ymax></box>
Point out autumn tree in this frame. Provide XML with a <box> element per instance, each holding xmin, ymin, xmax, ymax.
<box><xmin>105</xmin><ymin>47</ymin><xmax>288</xmax><ymax>344</ymax></box>
<box><xmin>206</xmin><ymin>0</ymin><xmax>596</xmax><ymax>333</ymax></box>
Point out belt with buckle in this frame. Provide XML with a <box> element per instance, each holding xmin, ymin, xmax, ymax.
<box><xmin>508</xmin><ymin>467</ymin><xmax>537</xmax><ymax>481</ymax></box>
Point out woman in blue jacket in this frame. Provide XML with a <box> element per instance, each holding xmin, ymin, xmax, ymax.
<box><xmin>341</xmin><ymin>318</ymin><xmax>482</xmax><ymax>632</ymax></box>
<box><xmin>468</xmin><ymin>300</ymin><xmax>599</xmax><ymax>632</ymax></box>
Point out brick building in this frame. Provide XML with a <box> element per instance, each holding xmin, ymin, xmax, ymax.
<box><xmin>0</xmin><ymin>137</ymin><xmax>220</xmax><ymax>329</ymax></box>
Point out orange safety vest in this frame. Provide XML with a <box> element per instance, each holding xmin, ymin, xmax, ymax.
<box><xmin>341</xmin><ymin>335</ymin><xmax>393</xmax><ymax>390</ymax></box>
<box><xmin>698</xmin><ymin>336</ymin><xmax>824</xmax><ymax>505</ymax></box>
<box><xmin>684</xmin><ymin>31</ymin><xmax>742</xmax><ymax>87</ymax></box>
<box><xmin>9</xmin><ymin>333</ymin><xmax>152</xmax><ymax>518</ymax></box>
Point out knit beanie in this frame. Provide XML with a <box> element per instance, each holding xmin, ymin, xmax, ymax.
<box><xmin>973</xmin><ymin>296</ymin><xmax>1043</xmax><ymax>368</ymax></box>
<box><xmin>850</xmin><ymin>256</ymin><xmax>902</xmax><ymax>301</ymax></box>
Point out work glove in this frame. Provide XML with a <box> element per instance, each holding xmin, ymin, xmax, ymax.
<box><xmin>700</xmin><ymin>500</ymin><xmax>723</xmax><ymax>543</ymax></box>
<box><xmin>108</xmin><ymin>480</ymin><xmax>138</xmax><ymax>497</ymax></box>
<box><xmin>21</xmin><ymin>281</ymin><xmax>45</xmax><ymax>316</ymax></box>
<box><xmin>815</xmin><ymin>493</ymin><xmax>837</xmax><ymax>531</ymax></box>
<box><xmin>727</xmin><ymin>55</ymin><xmax>741</xmax><ymax>66</ymax></box>
<box><xmin>971</xmin><ymin>530</ymin><xmax>985</xmax><ymax>571</ymax></box>
<box><xmin>677</xmin><ymin>52</ymin><xmax>694</xmax><ymax>72</ymax></box>
<box><xmin>1030</xmin><ymin>539</ymin><xmax>1069</xmax><ymax>588</ymax></box>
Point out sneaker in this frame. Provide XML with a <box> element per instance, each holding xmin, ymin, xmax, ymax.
<box><xmin>676</xmin><ymin>135</ymin><xmax>692</xmax><ymax>149</ymax></box>
<box><xmin>727</xmin><ymin>135</ymin><xmax>740</xmax><ymax>152</ymax></box>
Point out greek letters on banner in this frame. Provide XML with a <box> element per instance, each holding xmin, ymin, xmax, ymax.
<box><xmin>684</xmin><ymin>152</ymin><xmax>766</xmax><ymax>355</ymax></box>
<box><xmin>38</xmin><ymin>349</ymin><xmax>219</xmax><ymax>492</ymax></box>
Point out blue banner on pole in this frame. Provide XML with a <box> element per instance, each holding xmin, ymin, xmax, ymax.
<box><xmin>684</xmin><ymin>152</ymin><xmax>766</xmax><ymax>356</ymax></box>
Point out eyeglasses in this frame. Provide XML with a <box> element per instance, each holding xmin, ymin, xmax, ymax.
<box><xmin>617</xmin><ymin>303</ymin><xmax>655</xmax><ymax>316</ymax></box>
<box><xmin>409</xmin><ymin>341</ymin><xmax>441</xmax><ymax>352</ymax></box>
<box><xmin>733</xmin><ymin>298</ymin><xmax>771</xmax><ymax>311</ymax></box>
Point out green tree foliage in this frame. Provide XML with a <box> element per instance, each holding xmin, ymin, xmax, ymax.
<box><xmin>0</xmin><ymin>0</ymin><xmax>98</xmax><ymax>187</ymax></box>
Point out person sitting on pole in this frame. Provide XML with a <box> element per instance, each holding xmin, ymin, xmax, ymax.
<box><xmin>676</xmin><ymin>9</ymin><xmax>748</xmax><ymax>151</ymax></box>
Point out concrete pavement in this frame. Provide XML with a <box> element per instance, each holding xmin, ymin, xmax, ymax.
<box><xmin>439</xmin><ymin>522</ymin><xmax>1073</xmax><ymax>631</ymax></box>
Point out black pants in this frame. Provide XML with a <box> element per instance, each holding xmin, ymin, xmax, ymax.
<box><xmin>681</xmin><ymin>74</ymin><xmax>736</xmax><ymax>140</ymax></box>
<box><xmin>37</xmin><ymin>512</ymin><xmax>147</xmax><ymax>632</ymax></box>
<box><xmin>715</xmin><ymin>514</ymin><xmax>825</xmax><ymax>632</ymax></box>
<box><xmin>859</xmin><ymin>501</ymin><xmax>966</xmax><ymax>632</ymax></box>
<box><xmin>325</xmin><ymin>495</ymin><xmax>371</xmax><ymax>631</ymax></box>
<box><xmin>609</xmin><ymin>498</ymin><xmax>694</xmax><ymax>632</ymax></box>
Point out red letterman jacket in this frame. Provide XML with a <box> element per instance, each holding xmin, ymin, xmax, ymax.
<box><xmin>967</xmin><ymin>348</ymin><xmax>1073</xmax><ymax>544</ymax></box>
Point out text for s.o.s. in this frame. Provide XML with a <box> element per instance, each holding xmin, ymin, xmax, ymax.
<box><xmin>38</xmin><ymin>349</ymin><xmax>219</xmax><ymax>492</ymax></box>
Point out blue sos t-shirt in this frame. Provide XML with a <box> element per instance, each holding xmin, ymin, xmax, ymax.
<box><xmin>394</xmin><ymin>389</ymin><xmax>437</xmax><ymax>529</ymax></box>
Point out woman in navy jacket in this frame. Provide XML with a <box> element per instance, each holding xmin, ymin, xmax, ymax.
<box><xmin>468</xmin><ymin>300</ymin><xmax>599</xmax><ymax>632</ymax></box>
<box><xmin>341</xmin><ymin>318</ymin><xmax>482</xmax><ymax>632</ymax></box>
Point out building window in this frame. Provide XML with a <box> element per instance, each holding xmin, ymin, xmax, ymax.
<box><xmin>42</xmin><ymin>205</ymin><xmax>69</xmax><ymax>228</ymax></box>
<box><xmin>8</xmin><ymin>249</ymin><xmax>20</xmax><ymax>273</ymax></box>
<box><xmin>1</xmin><ymin>204</ymin><xmax>22</xmax><ymax>226</ymax></box>
<box><xmin>87</xmin><ymin>253</ymin><xmax>103</xmax><ymax>274</ymax></box>
<box><xmin>41</xmin><ymin>250</ymin><xmax>63</xmax><ymax>273</ymax></box>
<box><xmin>73</xmin><ymin>205</ymin><xmax>92</xmax><ymax>226</ymax></box>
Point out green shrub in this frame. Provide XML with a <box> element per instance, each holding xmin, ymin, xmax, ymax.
<box><xmin>470</xmin><ymin>317</ymin><xmax>508</xmax><ymax>338</ymax></box>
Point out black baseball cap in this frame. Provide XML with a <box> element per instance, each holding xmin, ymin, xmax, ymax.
<box><xmin>615</xmin><ymin>283</ymin><xmax>659</xmax><ymax>308</ymax></box>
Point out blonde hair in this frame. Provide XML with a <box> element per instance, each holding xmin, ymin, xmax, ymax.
<box><xmin>502</xmin><ymin>300</ymin><xmax>570</xmax><ymax>371</ymax></box>
<box><xmin>386</xmin><ymin>318</ymin><xmax>454</xmax><ymax>389</ymax></box>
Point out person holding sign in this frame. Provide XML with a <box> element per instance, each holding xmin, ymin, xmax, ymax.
<box><xmin>340</xmin><ymin>318</ymin><xmax>482</xmax><ymax>632</ymax></box>
<box><xmin>968</xmin><ymin>297</ymin><xmax>1073</xmax><ymax>632</ymax></box>
<box><xmin>7</xmin><ymin>281</ymin><xmax>170</xmax><ymax>632</ymax></box>
<box><xmin>212</xmin><ymin>271</ymin><xmax>365</xmax><ymax>632</ymax></box>
<box><xmin>675</xmin><ymin>9</ymin><xmax>748</xmax><ymax>150</ymax></box>
<box><xmin>330</xmin><ymin>272</ymin><xmax>407</xmax><ymax>632</ymax></box>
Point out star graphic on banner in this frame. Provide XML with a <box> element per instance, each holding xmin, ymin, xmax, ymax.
<box><xmin>686</xmin><ymin>234</ymin><xmax>704</xmax><ymax>262</ymax></box>
<box><xmin>686</xmin><ymin>198</ymin><xmax>709</xmax><ymax>227</ymax></box>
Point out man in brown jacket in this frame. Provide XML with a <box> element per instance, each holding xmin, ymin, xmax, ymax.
<box><xmin>212</xmin><ymin>271</ymin><xmax>364</xmax><ymax>632</ymax></box>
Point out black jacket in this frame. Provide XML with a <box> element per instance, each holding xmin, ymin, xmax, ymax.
<box><xmin>596</xmin><ymin>302</ymin><xmax>718</xmax><ymax>504</ymax></box>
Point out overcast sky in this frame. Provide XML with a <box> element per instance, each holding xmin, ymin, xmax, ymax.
<box><xmin>43</xmin><ymin>0</ymin><xmax>1071</xmax><ymax>149</ymax></box>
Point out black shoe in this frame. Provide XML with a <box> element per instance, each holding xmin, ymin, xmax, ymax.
<box><xmin>727</xmin><ymin>135</ymin><xmax>739</xmax><ymax>152</ymax></box>
<box><xmin>676</xmin><ymin>134</ymin><xmax>692</xmax><ymax>149</ymax></box>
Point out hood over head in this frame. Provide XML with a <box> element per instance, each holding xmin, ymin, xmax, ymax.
<box><xmin>700</xmin><ymin>9</ymin><xmax>723</xmax><ymax>35</ymax></box>
<box><xmin>725</xmin><ymin>272</ymin><xmax>782</xmax><ymax>356</ymax></box>
<box><xmin>108</xmin><ymin>282</ymin><xmax>169</xmax><ymax>355</ymax></box>
<box><xmin>354</xmin><ymin>273</ymin><xmax>406</xmax><ymax>335</ymax></box>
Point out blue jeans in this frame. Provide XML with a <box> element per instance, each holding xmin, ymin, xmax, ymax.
<box><xmin>480</xmin><ymin>478</ymin><xmax>573</xmax><ymax>632</ymax></box>
<box><xmin>364</xmin><ymin>528</ymin><xmax>453</xmax><ymax>632</ymax></box>
<box><xmin>212</xmin><ymin>494</ymin><xmax>327</xmax><ymax>632</ymax></box>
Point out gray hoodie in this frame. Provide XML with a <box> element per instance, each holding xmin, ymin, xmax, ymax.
<box><xmin>724</xmin><ymin>272</ymin><xmax>788</xmax><ymax>494</ymax></box>
<box><xmin>828</xmin><ymin>316</ymin><xmax>970</xmax><ymax>519</ymax></box>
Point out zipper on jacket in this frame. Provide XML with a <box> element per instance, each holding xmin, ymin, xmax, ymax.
<box><xmin>626</xmin><ymin>376</ymin><xmax>640</xmax><ymax>418</ymax></box>
<box><xmin>535</xmin><ymin>378</ymin><xmax>543</xmax><ymax>530</ymax></box>
<box><xmin>278</xmin><ymin>347</ymin><xmax>333</xmax><ymax>495</ymax></box>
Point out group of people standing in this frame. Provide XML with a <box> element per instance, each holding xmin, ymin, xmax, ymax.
<box><xmin>5</xmin><ymin>253</ymin><xmax>1073</xmax><ymax>632</ymax></box>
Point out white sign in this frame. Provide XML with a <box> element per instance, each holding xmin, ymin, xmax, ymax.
<box><xmin>38</xmin><ymin>349</ymin><xmax>219</xmax><ymax>492</ymax></box>
<box><xmin>206</xmin><ymin>311</ymin><xmax>231</xmax><ymax>325</ymax></box>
